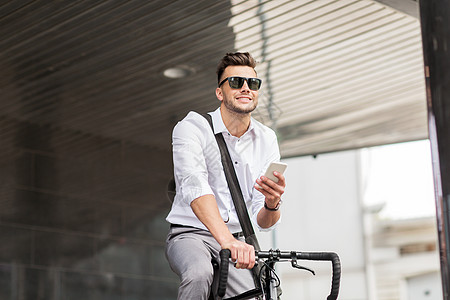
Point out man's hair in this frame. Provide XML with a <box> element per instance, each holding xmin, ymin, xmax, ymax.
<box><xmin>216</xmin><ymin>52</ymin><xmax>257</xmax><ymax>84</ymax></box>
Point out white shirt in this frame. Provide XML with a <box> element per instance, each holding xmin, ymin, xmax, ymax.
<box><xmin>166</xmin><ymin>107</ymin><xmax>281</xmax><ymax>234</ymax></box>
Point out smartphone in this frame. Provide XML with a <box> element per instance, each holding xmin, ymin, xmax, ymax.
<box><xmin>263</xmin><ymin>161</ymin><xmax>287</xmax><ymax>183</ymax></box>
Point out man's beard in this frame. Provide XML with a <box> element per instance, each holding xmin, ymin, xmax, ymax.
<box><xmin>223</xmin><ymin>96</ymin><xmax>257</xmax><ymax>114</ymax></box>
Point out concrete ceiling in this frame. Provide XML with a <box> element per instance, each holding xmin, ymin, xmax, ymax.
<box><xmin>0</xmin><ymin>0</ymin><xmax>428</xmax><ymax>158</ymax></box>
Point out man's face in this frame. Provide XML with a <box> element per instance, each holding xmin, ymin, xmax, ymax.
<box><xmin>216</xmin><ymin>65</ymin><xmax>259</xmax><ymax>114</ymax></box>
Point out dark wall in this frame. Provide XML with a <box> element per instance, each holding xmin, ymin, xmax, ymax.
<box><xmin>0</xmin><ymin>117</ymin><xmax>177</xmax><ymax>299</ymax></box>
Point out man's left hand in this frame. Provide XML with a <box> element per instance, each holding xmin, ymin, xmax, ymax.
<box><xmin>254</xmin><ymin>171</ymin><xmax>285</xmax><ymax>208</ymax></box>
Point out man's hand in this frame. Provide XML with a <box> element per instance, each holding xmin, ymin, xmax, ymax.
<box><xmin>255</xmin><ymin>171</ymin><xmax>286</xmax><ymax>208</ymax></box>
<box><xmin>221</xmin><ymin>238</ymin><xmax>255</xmax><ymax>269</ymax></box>
<box><xmin>190</xmin><ymin>194</ymin><xmax>256</xmax><ymax>269</ymax></box>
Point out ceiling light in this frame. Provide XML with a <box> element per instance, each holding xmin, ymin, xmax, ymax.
<box><xmin>163</xmin><ymin>65</ymin><xmax>195</xmax><ymax>79</ymax></box>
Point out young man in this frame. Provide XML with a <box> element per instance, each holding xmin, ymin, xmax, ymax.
<box><xmin>165</xmin><ymin>52</ymin><xmax>285</xmax><ymax>299</ymax></box>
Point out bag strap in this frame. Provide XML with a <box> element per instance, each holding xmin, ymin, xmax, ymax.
<box><xmin>202</xmin><ymin>113</ymin><xmax>261</xmax><ymax>251</ymax></box>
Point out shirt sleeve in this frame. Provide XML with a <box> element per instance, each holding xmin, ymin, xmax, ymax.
<box><xmin>172</xmin><ymin>114</ymin><xmax>214</xmax><ymax>205</ymax></box>
<box><xmin>252</xmin><ymin>129</ymin><xmax>282</xmax><ymax>232</ymax></box>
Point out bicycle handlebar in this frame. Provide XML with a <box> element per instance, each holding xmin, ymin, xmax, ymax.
<box><xmin>218</xmin><ymin>249</ymin><xmax>231</xmax><ymax>297</ymax></box>
<box><xmin>218</xmin><ymin>249</ymin><xmax>341</xmax><ymax>300</ymax></box>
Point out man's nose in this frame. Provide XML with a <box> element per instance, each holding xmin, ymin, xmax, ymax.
<box><xmin>240</xmin><ymin>80</ymin><xmax>251</xmax><ymax>92</ymax></box>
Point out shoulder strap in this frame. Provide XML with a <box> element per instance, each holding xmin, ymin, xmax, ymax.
<box><xmin>202</xmin><ymin>113</ymin><xmax>260</xmax><ymax>251</ymax></box>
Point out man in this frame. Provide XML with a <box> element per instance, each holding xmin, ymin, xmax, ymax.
<box><xmin>165</xmin><ymin>52</ymin><xmax>285</xmax><ymax>299</ymax></box>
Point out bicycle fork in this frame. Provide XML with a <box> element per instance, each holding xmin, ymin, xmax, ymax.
<box><xmin>264</xmin><ymin>260</ymin><xmax>278</xmax><ymax>300</ymax></box>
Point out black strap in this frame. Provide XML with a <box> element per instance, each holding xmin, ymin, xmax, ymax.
<box><xmin>202</xmin><ymin>113</ymin><xmax>260</xmax><ymax>251</ymax></box>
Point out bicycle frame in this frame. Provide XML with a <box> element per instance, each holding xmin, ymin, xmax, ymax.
<box><xmin>217</xmin><ymin>249</ymin><xmax>341</xmax><ymax>300</ymax></box>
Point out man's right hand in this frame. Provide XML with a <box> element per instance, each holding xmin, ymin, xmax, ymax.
<box><xmin>222</xmin><ymin>239</ymin><xmax>255</xmax><ymax>269</ymax></box>
<box><xmin>190</xmin><ymin>194</ymin><xmax>255</xmax><ymax>269</ymax></box>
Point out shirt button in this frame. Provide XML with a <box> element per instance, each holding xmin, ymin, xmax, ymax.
<box><xmin>235</xmin><ymin>161</ymin><xmax>238</xmax><ymax>164</ymax></box>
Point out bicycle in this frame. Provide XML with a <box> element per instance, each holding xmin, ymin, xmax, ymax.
<box><xmin>216</xmin><ymin>248</ymin><xmax>341</xmax><ymax>300</ymax></box>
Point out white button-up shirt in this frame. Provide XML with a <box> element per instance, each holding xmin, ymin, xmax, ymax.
<box><xmin>166</xmin><ymin>107</ymin><xmax>281</xmax><ymax>234</ymax></box>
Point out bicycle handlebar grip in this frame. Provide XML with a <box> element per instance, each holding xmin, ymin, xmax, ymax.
<box><xmin>296</xmin><ymin>252</ymin><xmax>341</xmax><ymax>300</ymax></box>
<box><xmin>327</xmin><ymin>252</ymin><xmax>341</xmax><ymax>300</ymax></box>
<box><xmin>325</xmin><ymin>252</ymin><xmax>341</xmax><ymax>300</ymax></box>
<box><xmin>218</xmin><ymin>249</ymin><xmax>231</xmax><ymax>298</ymax></box>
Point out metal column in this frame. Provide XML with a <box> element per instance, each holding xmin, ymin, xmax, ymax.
<box><xmin>419</xmin><ymin>1</ymin><xmax>450</xmax><ymax>298</ymax></box>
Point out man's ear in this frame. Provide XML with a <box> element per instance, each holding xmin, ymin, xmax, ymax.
<box><xmin>215</xmin><ymin>87</ymin><xmax>223</xmax><ymax>101</ymax></box>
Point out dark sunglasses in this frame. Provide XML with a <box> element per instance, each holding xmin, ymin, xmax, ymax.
<box><xmin>218</xmin><ymin>76</ymin><xmax>262</xmax><ymax>91</ymax></box>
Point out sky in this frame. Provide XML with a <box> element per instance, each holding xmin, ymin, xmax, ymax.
<box><xmin>360</xmin><ymin>140</ymin><xmax>436</xmax><ymax>220</ymax></box>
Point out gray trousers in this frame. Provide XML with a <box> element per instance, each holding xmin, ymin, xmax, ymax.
<box><xmin>165</xmin><ymin>226</ymin><xmax>256</xmax><ymax>299</ymax></box>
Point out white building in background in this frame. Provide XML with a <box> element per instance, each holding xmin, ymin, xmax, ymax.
<box><xmin>257</xmin><ymin>140</ymin><xmax>442</xmax><ymax>300</ymax></box>
<box><xmin>366</xmin><ymin>216</ymin><xmax>441</xmax><ymax>300</ymax></box>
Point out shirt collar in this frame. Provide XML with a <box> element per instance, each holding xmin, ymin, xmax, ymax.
<box><xmin>210</xmin><ymin>107</ymin><xmax>255</xmax><ymax>136</ymax></box>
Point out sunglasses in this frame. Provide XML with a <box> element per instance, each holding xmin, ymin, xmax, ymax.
<box><xmin>218</xmin><ymin>76</ymin><xmax>262</xmax><ymax>91</ymax></box>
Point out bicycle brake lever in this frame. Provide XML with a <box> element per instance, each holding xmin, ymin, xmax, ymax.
<box><xmin>291</xmin><ymin>252</ymin><xmax>315</xmax><ymax>275</ymax></box>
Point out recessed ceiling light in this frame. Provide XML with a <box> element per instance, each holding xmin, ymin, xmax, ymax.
<box><xmin>163</xmin><ymin>65</ymin><xmax>195</xmax><ymax>79</ymax></box>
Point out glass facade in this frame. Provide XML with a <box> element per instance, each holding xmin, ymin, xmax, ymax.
<box><xmin>0</xmin><ymin>119</ymin><xmax>178</xmax><ymax>299</ymax></box>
